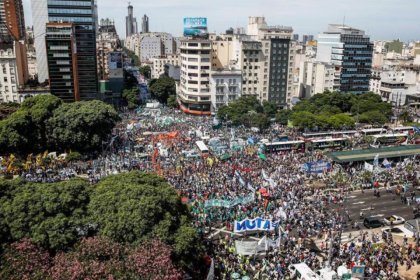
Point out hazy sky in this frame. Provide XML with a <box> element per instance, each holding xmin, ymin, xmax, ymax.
<box><xmin>22</xmin><ymin>0</ymin><xmax>420</xmax><ymax>41</ymax></box>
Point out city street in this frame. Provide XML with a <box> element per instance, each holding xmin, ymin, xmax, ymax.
<box><xmin>333</xmin><ymin>188</ymin><xmax>418</xmax><ymax>232</ymax></box>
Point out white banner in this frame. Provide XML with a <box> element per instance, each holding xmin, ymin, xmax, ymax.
<box><xmin>234</xmin><ymin>217</ymin><xmax>278</xmax><ymax>233</ymax></box>
<box><xmin>364</xmin><ymin>162</ymin><xmax>374</xmax><ymax>172</ymax></box>
<box><xmin>235</xmin><ymin>237</ymin><xmax>278</xmax><ymax>255</ymax></box>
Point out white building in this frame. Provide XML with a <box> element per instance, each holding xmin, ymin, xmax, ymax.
<box><xmin>370</xmin><ymin>69</ymin><xmax>418</xmax><ymax>105</ymax></box>
<box><xmin>299</xmin><ymin>61</ymin><xmax>339</xmax><ymax>98</ymax></box>
<box><xmin>125</xmin><ymin>32</ymin><xmax>176</xmax><ymax>63</ymax></box>
<box><xmin>210</xmin><ymin>68</ymin><xmax>242</xmax><ymax>110</ymax></box>
<box><xmin>0</xmin><ymin>47</ymin><xmax>19</xmax><ymax>102</ymax></box>
<box><xmin>151</xmin><ymin>55</ymin><xmax>180</xmax><ymax>79</ymax></box>
<box><xmin>178</xmin><ymin>39</ymin><xmax>212</xmax><ymax>115</ymax></box>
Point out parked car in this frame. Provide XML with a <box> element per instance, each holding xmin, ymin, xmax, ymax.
<box><xmin>363</xmin><ymin>216</ymin><xmax>383</xmax><ymax>228</ymax></box>
<box><xmin>383</xmin><ymin>215</ymin><xmax>405</xmax><ymax>226</ymax></box>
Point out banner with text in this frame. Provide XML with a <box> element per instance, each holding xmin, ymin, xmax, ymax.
<box><xmin>234</xmin><ymin>217</ymin><xmax>278</xmax><ymax>233</ymax></box>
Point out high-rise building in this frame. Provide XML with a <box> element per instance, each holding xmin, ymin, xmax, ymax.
<box><xmin>126</xmin><ymin>3</ymin><xmax>137</xmax><ymax>37</ymax></box>
<box><xmin>247</xmin><ymin>17</ymin><xmax>295</xmax><ymax>107</ymax></box>
<box><xmin>317</xmin><ymin>24</ymin><xmax>373</xmax><ymax>93</ymax></box>
<box><xmin>302</xmin><ymin>35</ymin><xmax>314</xmax><ymax>44</ymax></box>
<box><xmin>0</xmin><ymin>0</ymin><xmax>29</xmax><ymax>103</ymax></box>
<box><xmin>32</xmin><ymin>0</ymin><xmax>98</xmax><ymax>101</ymax></box>
<box><xmin>45</xmin><ymin>23</ymin><xmax>79</xmax><ymax>102</ymax></box>
<box><xmin>178</xmin><ymin>39</ymin><xmax>212</xmax><ymax>115</ymax></box>
<box><xmin>142</xmin><ymin>14</ymin><xmax>149</xmax><ymax>33</ymax></box>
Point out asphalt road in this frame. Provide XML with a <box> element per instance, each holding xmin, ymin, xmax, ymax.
<box><xmin>331</xmin><ymin>188</ymin><xmax>418</xmax><ymax>232</ymax></box>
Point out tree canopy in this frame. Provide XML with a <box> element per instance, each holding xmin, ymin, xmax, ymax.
<box><xmin>149</xmin><ymin>76</ymin><xmax>176</xmax><ymax>103</ymax></box>
<box><xmin>0</xmin><ymin>95</ymin><xmax>120</xmax><ymax>155</ymax></box>
<box><xmin>0</xmin><ymin>172</ymin><xmax>204</xmax><ymax>277</ymax></box>
<box><xmin>289</xmin><ymin>91</ymin><xmax>392</xmax><ymax>130</ymax></box>
<box><xmin>122</xmin><ymin>87</ymin><xmax>140</xmax><ymax>110</ymax></box>
<box><xmin>217</xmin><ymin>96</ymin><xmax>273</xmax><ymax>130</ymax></box>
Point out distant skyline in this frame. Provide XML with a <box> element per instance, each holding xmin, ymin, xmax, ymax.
<box><xmin>22</xmin><ymin>0</ymin><xmax>420</xmax><ymax>41</ymax></box>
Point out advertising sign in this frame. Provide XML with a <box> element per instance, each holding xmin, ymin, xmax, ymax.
<box><xmin>234</xmin><ymin>217</ymin><xmax>278</xmax><ymax>233</ymax></box>
<box><xmin>302</xmin><ymin>160</ymin><xmax>331</xmax><ymax>174</ymax></box>
<box><xmin>183</xmin><ymin>17</ymin><xmax>208</xmax><ymax>37</ymax></box>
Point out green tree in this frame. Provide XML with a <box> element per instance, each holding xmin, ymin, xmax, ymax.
<box><xmin>328</xmin><ymin>113</ymin><xmax>355</xmax><ymax>129</ymax></box>
<box><xmin>139</xmin><ymin>65</ymin><xmax>151</xmax><ymax>79</ymax></box>
<box><xmin>149</xmin><ymin>77</ymin><xmax>176</xmax><ymax>103</ymax></box>
<box><xmin>359</xmin><ymin>110</ymin><xmax>389</xmax><ymax>125</ymax></box>
<box><xmin>89</xmin><ymin>172</ymin><xmax>202</xmax><ymax>270</ymax></box>
<box><xmin>167</xmin><ymin>95</ymin><xmax>178</xmax><ymax>108</ymax></box>
<box><xmin>217</xmin><ymin>96</ymin><xmax>264</xmax><ymax>126</ymax></box>
<box><xmin>0</xmin><ymin>179</ymin><xmax>91</xmax><ymax>251</ymax></box>
<box><xmin>275</xmin><ymin>109</ymin><xmax>292</xmax><ymax>125</ymax></box>
<box><xmin>122</xmin><ymin>87</ymin><xmax>140</xmax><ymax>109</ymax></box>
<box><xmin>46</xmin><ymin>101</ymin><xmax>120</xmax><ymax>153</ymax></box>
<box><xmin>262</xmin><ymin>101</ymin><xmax>278</xmax><ymax>118</ymax></box>
<box><xmin>290</xmin><ymin>111</ymin><xmax>318</xmax><ymax>130</ymax></box>
<box><xmin>0</xmin><ymin>102</ymin><xmax>20</xmax><ymax>120</ymax></box>
<box><xmin>65</xmin><ymin>151</ymin><xmax>82</xmax><ymax>162</ymax></box>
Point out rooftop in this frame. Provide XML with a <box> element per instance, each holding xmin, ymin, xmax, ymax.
<box><xmin>328</xmin><ymin>145</ymin><xmax>420</xmax><ymax>163</ymax></box>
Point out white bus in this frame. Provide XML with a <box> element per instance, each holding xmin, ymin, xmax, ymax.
<box><xmin>391</xmin><ymin>126</ymin><xmax>414</xmax><ymax>135</ymax></box>
<box><xmin>195</xmin><ymin>141</ymin><xmax>209</xmax><ymax>155</ymax></box>
<box><xmin>361</xmin><ymin>128</ymin><xmax>387</xmax><ymax>136</ymax></box>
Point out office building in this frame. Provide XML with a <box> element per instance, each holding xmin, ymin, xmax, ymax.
<box><xmin>302</xmin><ymin>35</ymin><xmax>314</xmax><ymax>44</ymax></box>
<box><xmin>247</xmin><ymin>17</ymin><xmax>295</xmax><ymax>107</ymax></box>
<box><xmin>32</xmin><ymin>0</ymin><xmax>98</xmax><ymax>101</ymax></box>
<box><xmin>126</xmin><ymin>3</ymin><xmax>137</xmax><ymax>37</ymax></box>
<box><xmin>45</xmin><ymin>23</ymin><xmax>78</xmax><ymax>102</ymax></box>
<box><xmin>178</xmin><ymin>39</ymin><xmax>212</xmax><ymax>114</ymax></box>
<box><xmin>97</xmin><ymin>18</ymin><xmax>121</xmax><ymax>80</ymax></box>
<box><xmin>317</xmin><ymin>24</ymin><xmax>373</xmax><ymax>93</ymax></box>
<box><xmin>142</xmin><ymin>14</ymin><xmax>149</xmax><ymax>33</ymax></box>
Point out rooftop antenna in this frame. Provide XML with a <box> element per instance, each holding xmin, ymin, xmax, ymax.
<box><xmin>342</xmin><ymin>14</ymin><xmax>346</xmax><ymax>27</ymax></box>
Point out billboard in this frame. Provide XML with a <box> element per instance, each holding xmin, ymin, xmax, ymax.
<box><xmin>183</xmin><ymin>17</ymin><xmax>208</xmax><ymax>38</ymax></box>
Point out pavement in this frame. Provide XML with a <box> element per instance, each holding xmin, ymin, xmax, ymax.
<box><xmin>331</xmin><ymin>188</ymin><xmax>418</xmax><ymax>232</ymax></box>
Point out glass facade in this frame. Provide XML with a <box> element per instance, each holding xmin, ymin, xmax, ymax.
<box><xmin>47</xmin><ymin>0</ymin><xmax>98</xmax><ymax>101</ymax></box>
<box><xmin>268</xmin><ymin>38</ymin><xmax>290</xmax><ymax>106</ymax></box>
<box><xmin>339</xmin><ymin>34</ymin><xmax>373</xmax><ymax>93</ymax></box>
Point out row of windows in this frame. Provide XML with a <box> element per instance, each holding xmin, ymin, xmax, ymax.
<box><xmin>49</xmin><ymin>16</ymin><xmax>93</xmax><ymax>23</ymax></box>
<box><xmin>48</xmin><ymin>8</ymin><xmax>92</xmax><ymax>14</ymax></box>
<box><xmin>48</xmin><ymin>0</ymin><xmax>92</xmax><ymax>6</ymax></box>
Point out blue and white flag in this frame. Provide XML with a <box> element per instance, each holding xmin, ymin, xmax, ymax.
<box><xmin>382</xmin><ymin>158</ymin><xmax>391</xmax><ymax>169</ymax></box>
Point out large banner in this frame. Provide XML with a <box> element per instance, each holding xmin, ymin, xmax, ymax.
<box><xmin>205</xmin><ymin>194</ymin><xmax>254</xmax><ymax>208</ymax></box>
<box><xmin>303</xmin><ymin>160</ymin><xmax>331</xmax><ymax>174</ymax></box>
<box><xmin>234</xmin><ymin>217</ymin><xmax>278</xmax><ymax>233</ymax></box>
<box><xmin>235</xmin><ymin>237</ymin><xmax>278</xmax><ymax>255</ymax></box>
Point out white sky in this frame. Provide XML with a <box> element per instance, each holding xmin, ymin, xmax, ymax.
<box><xmin>22</xmin><ymin>0</ymin><xmax>420</xmax><ymax>41</ymax></box>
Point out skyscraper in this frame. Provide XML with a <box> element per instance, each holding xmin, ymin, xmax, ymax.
<box><xmin>32</xmin><ymin>0</ymin><xmax>98</xmax><ymax>101</ymax></box>
<box><xmin>142</xmin><ymin>14</ymin><xmax>149</xmax><ymax>33</ymax></box>
<box><xmin>126</xmin><ymin>3</ymin><xmax>137</xmax><ymax>37</ymax></box>
<box><xmin>317</xmin><ymin>24</ymin><xmax>373</xmax><ymax>93</ymax></box>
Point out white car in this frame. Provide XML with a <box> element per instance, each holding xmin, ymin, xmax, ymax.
<box><xmin>383</xmin><ymin>215</ymin><xmax>405</xmax><ymax>226</ymax></box>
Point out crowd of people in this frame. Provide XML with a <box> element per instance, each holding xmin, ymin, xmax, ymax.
<box><xmin>5</xmin><ymin>107</ymin><xmax>420</xmax><ymax>279</ymax></box>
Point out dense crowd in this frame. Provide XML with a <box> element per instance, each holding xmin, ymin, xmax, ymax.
<box><xmin>9</xmin><ymin>107</ymin><xmax>420</xmax><ymax>279</ymax></box>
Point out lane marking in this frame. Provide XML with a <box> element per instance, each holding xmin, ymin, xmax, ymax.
<box><xmin>352</xmin><ymin>201</ymin><xmax>365</xmax><ymax>205</ymax></box>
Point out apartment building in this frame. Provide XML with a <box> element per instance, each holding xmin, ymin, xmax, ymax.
<box><xmin>151</xmin><ymin>55</ymin><xmax>180</xmax><ymax>79</ymax></box>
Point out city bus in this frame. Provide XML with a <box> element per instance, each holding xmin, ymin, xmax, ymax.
<box><xmin>263</xmin><ymin>141</ymin><xmax>306</xmax><ymax>153</ymax></box>
<box><xmin>195</xmin><ymin>141</ymin><xmax>209</xmax><ymax>156</ymax></box>
<box><xmin>309</xmin><ymin>138</ymin><xmax>350</xmax><ymax>151</ymax></box>
<box><xmin>302</xmin><ymin>132</ymin><xmax>333</xmax><ymax>140</ymax></box>
<box><xmin>361</xmin><ymin>128</ymin><xmax>387</xmax><ymax>136</ymax></box>
<box><xmin>391</xmin><ymin>126</ymin><xmax>415</xmax><ymax>135</ymax></box>
<box><xmin>302</xmin><ymin>130</ymin><xmax>357</xmax><ymax>140</ymax></box>
<box><xmin>332</xmin><ymin>130</ymin><xmax>358</xmax><ymax>138</ymax></box>
<box><xmin>372</xmin><ymin>133</ymin><xmax>408</xmax><ymax>146</ymax></box>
